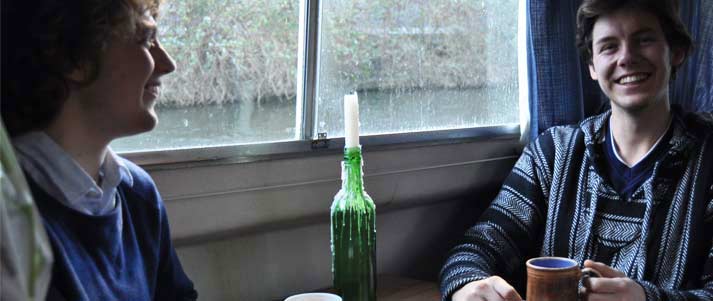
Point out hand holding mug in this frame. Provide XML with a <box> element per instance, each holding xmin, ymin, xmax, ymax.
<box><xmin>526</xmin><ymin>257</ymin><xmax>601</xmax><ymax>301</ymax></box>
<box><xmin>452</xmin><ymin>276</ymin><xmax>523</xmax><ymax>301</ymax></box>
<box><xmin>580</xmin><ymin>260</ymin><xmax>645</xmax><ymax>301</ymax></box>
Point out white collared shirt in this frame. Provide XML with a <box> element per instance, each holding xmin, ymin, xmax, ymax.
<box><xmin>12</xmin><ymin>131</ymin><xmax>133</xmax><ymax>216</ymax></box>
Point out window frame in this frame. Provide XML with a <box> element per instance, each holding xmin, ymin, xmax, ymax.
<box><xmin>120</xmin><ymin>0</ymin><xmax>525</xmax><ymax>167</ymax></box>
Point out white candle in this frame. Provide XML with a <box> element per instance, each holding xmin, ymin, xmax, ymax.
<box><xmin>344</xmin><ymin>92</ymin><xmax>360</xmax><ymax>148</ymax></box>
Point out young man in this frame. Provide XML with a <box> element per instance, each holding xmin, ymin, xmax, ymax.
<box><xmin>440</xmin><ymin>0</ymin><xmax>713</xmax><ymax>300</ymax></box>
<box><xmin>1</xmin><ymin>0</ymin><xmax>198</xmax><ymax>300</ymax></box>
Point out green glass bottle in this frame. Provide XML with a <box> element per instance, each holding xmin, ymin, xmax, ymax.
<box><xmin>330</xmin><ymin>146</ymin><xmax>376</xmax><ymax>301</ymax></box>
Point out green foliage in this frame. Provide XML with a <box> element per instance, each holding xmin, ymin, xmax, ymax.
<box><xmin>159</xmin><ymin>0</ymin><xmax>299</xmax><ymax>107</ymax></box>
<box><xmin>320</xmin><ymin>0</ymin><xmax>489</xmax><ymax>92</ymax></box>
<box><xmin>157</xmin><ymin>0</ymin><xmax>514</xmax><ymax>107</ymax></box>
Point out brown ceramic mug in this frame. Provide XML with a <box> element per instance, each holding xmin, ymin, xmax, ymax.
<box><xmin>526</xmin><ymin>257</ymin><xmax>600</xmax><ymax>301</ymax></box>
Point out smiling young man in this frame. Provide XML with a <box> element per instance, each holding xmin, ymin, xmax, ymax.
<box><xmin>1</xmin><ymin>0</ymin><xmax>197</xmax><ymax>300</ymax></box>
<box><xmin>439</xmin><ymin>0</ymin><xmax>713</xmax><ymax>301</ymax></box>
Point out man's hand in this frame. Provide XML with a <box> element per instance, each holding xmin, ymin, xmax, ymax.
<box><xmin>582</xmin><ymin>260</ymin><xmax>646</xmax><ymax>301</ymax></box>
<box><xmin>452</xmin><ymin>276</ymin><xmax>523</xmax><ymax>301</ymax></box>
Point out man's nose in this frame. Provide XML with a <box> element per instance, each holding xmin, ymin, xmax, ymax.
<box><xmin>153</xmin><ymin>42</ymin><xmax>177</xmax><ymax>75</ymax></box>
<box><xmin>617</xmin><ymin>43</ymin><xmax>641</xmax><ymax>67</ymax></box>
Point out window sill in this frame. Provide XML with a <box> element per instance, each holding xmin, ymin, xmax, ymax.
<box><xmin>120</xmin><ymin>124</ymin><xmax>520</xmax><ymax>170</ymax></box>
<box><xmin>138</xmin><ymin>128</ymin><xmax>522</xmax><ymax>245</ymax></box>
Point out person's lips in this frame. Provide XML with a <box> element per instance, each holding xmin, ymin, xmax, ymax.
<box><xmin>144</xmin><ymin>81</ymin><xmax>161</xmax><ymax>99</ymax></box>
<box><xmin>614</xmin><ymin>72</ymin><xmax>651</xmax><ymax>85</ymax></box>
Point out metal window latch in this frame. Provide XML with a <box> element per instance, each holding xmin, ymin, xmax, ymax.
<box><xmin>311</xmin><ymin>132</ymin><xmax>329</xmax><ymax>149</ymax></box>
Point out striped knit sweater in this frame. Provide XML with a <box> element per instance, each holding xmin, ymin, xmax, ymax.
<box><xmin>440</xmin><ymin>109</ymin><xmax>713</xmax><ymax>300</ymax></box>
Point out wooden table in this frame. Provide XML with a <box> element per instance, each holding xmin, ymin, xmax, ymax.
<box><xmin>281</xmin><ymin>275</ymin><xmax>441</xmax><ymax>301</ymax></box>
<box><xmin>376</xmin><ymin>275</ymin><xmax>441</xmax><ymax>301</ymax></box>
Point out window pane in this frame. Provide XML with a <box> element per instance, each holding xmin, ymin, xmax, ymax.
<box><xmin>113</xmin><ymin>0</ymin><xmax>300</xmax><ymax>152</ymax></box>
<box><xmin>316</xmin><ymin>0</ymin><xmax>519</xmax><ymax>137</ymax></box>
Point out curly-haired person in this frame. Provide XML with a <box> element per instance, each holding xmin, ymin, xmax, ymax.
<box><xmin>1</xmin><ymin>0</ymin><xmax>198</xmax><ymax>300</ymax></box>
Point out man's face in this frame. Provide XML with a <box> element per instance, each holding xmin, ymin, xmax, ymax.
<box><xmin>588</xmin><ymin>7</ymin><xmax>684</xmax><ymax>113</ymax></box>
<box><xmin>73</xmin><ymin>11</ymin><xmax>176</xmax><ymax>140</ymax></box>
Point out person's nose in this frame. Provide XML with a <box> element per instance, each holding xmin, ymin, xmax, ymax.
<box><xmin>152</xmin><ymin>41</ymin><xmax>176</xmax><ymax>75</ymax></box>
<box><xmin>617</xmin><ymin>42</ymin><xmax>641</xmax><ymax>68</ymax></box>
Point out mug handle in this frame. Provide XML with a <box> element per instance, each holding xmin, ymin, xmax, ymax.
<box><xmin>579</xmin><ymin>267</ymin><xmax>603</xmax><ymax>299</ymax></box>
<box><xmin>581</xmin><ymin>267</ymin><xmax>602</xmax><ymax>279</ymax></box>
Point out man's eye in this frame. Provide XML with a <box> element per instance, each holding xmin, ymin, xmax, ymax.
<box><xmin>639</xmin><ymin>36</ymin><xmax>656</xmax><ymax>44</ymax></box>
<box><xmin>136</xmin><ymin>27</ymin><xmax>157</xmax><ymax>48</ymax></box>
<box><xmin>600</xmin><ymin>44</ymin><xmax>616</xmax><ymax>53</ymax></box>
<box><xmin>137</xmin><ymin>35</ymin><xmax>156</xmax><ymax>48</ymax></box>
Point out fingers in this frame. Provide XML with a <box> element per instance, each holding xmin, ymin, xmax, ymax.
<box><xmin>452</xmin><ymin>279</ymin><xmax>496</xmax><ymax>301</ymax></box>
<box><xmin>490</xmin><ymin>276</ymin><xmax>523</xmax><ymax>301</ymax></box>
<box><xmin>581</xmin><ymin>277</ymin><xmax>646</xmax><ymax>301</ymax></box>
<box><xmin>583</xmin><ymin>293</ymin><xmax>614</xmax><ymax>301</ymax></box>
<box><xmin>585</xmin><ymin>277</ymin><xmax>629</xmax><ymax>293</ymax></box>
<box><xmin>584</xmin><ymin>289</ymin><xmax>645</xmax><ymax>301</ymax></box>
<box><xmin>584</xmin><ymin>260</ymin><xmax>626</xmax><ymax>278</ymax></box>
<box><xmin>452</xmin><ymin>277</ymin><xmax>523</xmax><ymax>301</ymax></box>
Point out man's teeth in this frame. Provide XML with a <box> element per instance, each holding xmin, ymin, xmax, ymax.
<box><xmin>619</xmin><ymin>74</ymin><xmax>648</xmax><ymax>84</ymax></box>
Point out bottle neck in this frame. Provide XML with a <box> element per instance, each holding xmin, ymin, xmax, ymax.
<box><xmin>341</xmin><ymin>146</ymin><xmax>364</xmax><ymax>192</ymax></box>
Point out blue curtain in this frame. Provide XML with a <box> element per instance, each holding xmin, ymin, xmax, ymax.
<box><xmin>672</xmin><ymin>0</ymin><xmax>713</xmax><ymax>112</ymax></box>
<box><xmin>527</xmin><ymin>0</ymin><xmax>713</xmax><ymax>141</ymax></box>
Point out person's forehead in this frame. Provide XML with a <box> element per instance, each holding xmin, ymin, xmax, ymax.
<box><xmin>591</xmin><ymin>7</ymin><xmax>663</xmax><ymax>39</ymax></box>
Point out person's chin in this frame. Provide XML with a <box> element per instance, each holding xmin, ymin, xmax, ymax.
<box><xmin>612</xmin><ymin>95</ymin><xmax>657</xmax><ymax>113</ymax></box>
<box><xmin>142</xmin><ymin>98</ymin><xmax>159</xmax><ymax>124</ymax></box>
<box><xmin>132</xmin><ymin>110</ymin><xmax>158</xmax><ymax>135</ymax></box>
<box><xmin>143</xmin><ymin>110</ymin><xmax>159</xmax><ymax>131</ymax></box>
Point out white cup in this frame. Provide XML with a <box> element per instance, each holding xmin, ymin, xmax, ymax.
<box><xmin>284</xmin><ymin>292</ymin><xmax>342</xmax><ymax>301</ymax></box>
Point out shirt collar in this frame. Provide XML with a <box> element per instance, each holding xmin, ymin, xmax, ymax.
<box><xmin>105</xmin><ymin>146</ymin><xmax>133</xmax><ymax>188</ymax></box>
<box><xmin>12</xmin><ymin>132</ymin><xmax>133</xmax><ymax>211</ymax></box>
<box><xmin>13</xmin><ymin>131</ymin><xmax>98</xmax><ymax>202</ymax></box>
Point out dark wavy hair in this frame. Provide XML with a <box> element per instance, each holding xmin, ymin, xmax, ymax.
<box><xmin>575</xmin><ymin>0</ymin><xmax>693</xmax><ymax>72</ymax></box>
<box><xmin>1</xmin><ymin>0</ymin><xmax>161</xmax><ymax>136</ymax></box>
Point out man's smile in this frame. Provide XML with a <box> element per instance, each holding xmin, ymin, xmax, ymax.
<box><xmin>615</xmin><ymin>72</ymin><xmax>651</xmax><ymax>85</ymax></box>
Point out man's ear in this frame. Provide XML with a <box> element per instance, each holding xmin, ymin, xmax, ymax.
<box><xmin>671</xmin><ymin>47</ymin><xmax>686</xmax><ymax>68</ymax></box>
<box><xmin>66</xmin><ymin>63</ymin><xmax>90</xmax><ymax>83</ymax></box>
<box><xmin>588</xmin><ymin>63</ymin><xmax>598</xmax><ymax>80</ymax></box>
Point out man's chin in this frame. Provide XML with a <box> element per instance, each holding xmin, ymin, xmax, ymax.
<box><xmin>144</xmin><ymin>113</ymin><xmax>158</xmax><ymax>132</ymax></box>
<box><xmin>130</xmin><ymin>112</ymin><xmax>159</xmax><ymax>136</ymax></box>
<box><xmin>612</xmin><ymin>96</ymin><xmax>660</xmax><ymax>114</ymax></box>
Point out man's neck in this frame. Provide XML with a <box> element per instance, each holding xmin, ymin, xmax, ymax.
<box><xmin>609</xmin><ymin>102</ymin><xmax>671</xmax><ymax>167</ymax></box>
<box><xmin>44</xmin><ymin>114</ymin><xmax>109</xmax><ymax>183</ymax></box>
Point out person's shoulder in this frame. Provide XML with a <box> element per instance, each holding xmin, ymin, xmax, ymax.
<box><xmin>681</xmin><ymin>111</ymin><xmax>713</xmax><ymax>129</ymax></box>
<box><xmin>524</xmin><ymin>124</ymin><xmax>583</xmax><ymax>164</ymax></box>
<box><xmin>534</xmin><ymin>123</ymin><xmax>585</xmax><ymax>150</ymax></box>
<box><xmin>679</xmin><ymin>110</ymin><xmax>713</xmax><ymax>140</ymax></box>
<box><xmin>119</xmin><ymin>157</ymin><xmax>155</xmax><ymax>187</ymax></box>
<box><xmin>543</xmin><ymin>111</ymin><xmax>606</xmax><ymax>141</ymax></box>
<box><xmin>116</xmin><ymin>157</ymin><xmax>162</xmax><ymax>208</ymax></box>
<box><xmin>542</xmin><ymin>124</ymin><xmax>581</xmax><ymax>138</ymax></box>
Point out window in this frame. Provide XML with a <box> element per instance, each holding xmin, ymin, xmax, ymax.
<box><xmin>113</xmin><ymin>0</ymin><xmax>520</xmax><ymax>156</ymax></box>
<box><xmin>112</xmin><ymin>0</ymin><xmax>301</xmax><ymax>152</ymax></box>
<box><xmin>316</xmin><ymin>0</ymin><xmax>519</xmax><ymax>138</ymax></box>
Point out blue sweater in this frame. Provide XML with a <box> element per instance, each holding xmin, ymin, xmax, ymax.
<box><xmin>29</xmin><ymin>158</ymin><xmax>198</xmax><ymax>301</ymax></box>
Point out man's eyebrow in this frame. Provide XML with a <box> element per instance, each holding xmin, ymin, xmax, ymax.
<box><xmin>594</xmin><ymin>36</ymin><xmax>617</xmax><ymax>47</ymax></box>
<box><xmin>630</xmin><ymin>27</ymin><xmax>657</xmax><ymax>37</ymax></box>
<box><xmin>137</xmin><ymin>15</ymin><xmax>158</xmax><ymax>32</ymax></box>
<box><xmin>137</xmin><ymin>22</ymin><xmax>157</xmax><ymax>37</ymax></box>
<box><xmin>143</xmin><ymin>22</ymin><xmax>157</xmax><ymax>31</ymax></box>
<box><xmin>593</xmin><ymin>27</ymin><xmax>657</xmax><ymax>47</ymax></box>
